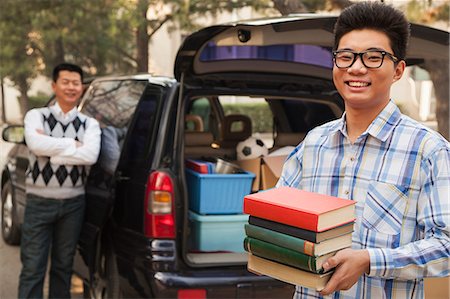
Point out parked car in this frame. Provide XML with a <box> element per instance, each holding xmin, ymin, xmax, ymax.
<box><xmin>2</xmin><ymin>15</ymin><xmax>448</xmax><ymax>299</ymax></box>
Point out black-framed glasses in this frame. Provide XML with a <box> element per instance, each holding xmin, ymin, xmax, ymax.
<box><xmin>333</xmin><ymin>50</ymin><xmax>399</xmax><ymax>69</ymax></box>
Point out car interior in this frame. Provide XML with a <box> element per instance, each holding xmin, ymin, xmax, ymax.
<box><xmin>182</xmin><ymin>94</ymin><xmax>342</xmax><ymax>265</ymax></box>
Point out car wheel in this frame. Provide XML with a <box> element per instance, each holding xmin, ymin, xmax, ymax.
<box><xmin>83</xmin><ymin>245</ymin><xmax>121</xmax><ymax>299</ymax></box>
<box><xmin>1</xmin><ymin>180</ymin><xmax>21</xmax><ymax>245</ymax></box>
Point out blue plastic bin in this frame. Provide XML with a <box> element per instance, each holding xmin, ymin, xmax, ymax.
<box><xmin>185</xmin><ymin>168</ymin><xmax>255</xmax><ymax>214</ymax></box>
<box><xmin>189</xmin><ymin>211</ymin><xmax>249</xmax><ymax>252</ymax></box>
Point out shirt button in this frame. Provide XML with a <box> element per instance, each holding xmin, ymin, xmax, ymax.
<box><xmin>344</xmin><ymin>190</ymin><xmax>350</xmax><ymax>195</ymax></box>
<box><xmin>350</xmin><ymin>157</ymin><xmax>355</xmax><ymax>162</ymax></box>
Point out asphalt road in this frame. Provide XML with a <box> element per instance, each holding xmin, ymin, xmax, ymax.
<box><xmin>0</xmin><ymin>233</ymin><xmax>20</xmax><ymax>299</ymax></box>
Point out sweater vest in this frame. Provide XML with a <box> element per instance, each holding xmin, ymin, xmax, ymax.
<box><xmin>26</xmin><ymin>107</ymin><xmax>90</xmax><ymax>199</ymax></box>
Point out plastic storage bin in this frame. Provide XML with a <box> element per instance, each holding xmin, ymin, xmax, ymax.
<box><xmin>185</xmin><ymin>168</ymin><xmax>255</xmax><ymax>214</ymax></box>
<box><xmin>189</xmin><ymin>211</ymin><xmax>249</xmax><ymax>252</ymax></box>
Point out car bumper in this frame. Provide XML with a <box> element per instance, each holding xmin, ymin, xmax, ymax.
<box><xmin>148</xmin><ymin>269</ymin><xmax>295</xmax><ymax>298</ymax></box>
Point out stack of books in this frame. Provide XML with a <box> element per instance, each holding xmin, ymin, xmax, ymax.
<box><xmin>243</xmin><ymin>186</ymin><xmax>356</xmax><ymax>291</ymax></box>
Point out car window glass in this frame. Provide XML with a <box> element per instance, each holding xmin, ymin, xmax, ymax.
<box><xmin>80</xmin><ymin>80</ymin><xmax>147</xmax><ymax>129</ymax></box>
<box><xmin>218</xmin><ymin>96</ymin><xmax>273</xmax><ymax>135</ymax></box>
<box><xmin>200</xmin><ymin>43</ymin><xmax>333</xmax><ymax>69</ymax></box>
<box><xmin>120</xmin><ymin>85</ymin><xmax>165</xmax><ymax>163</ymax></box>
<box><xmin>187</xmin><ymin>97</ymin><xmax>212</xmax><ymax>132</ymax></box>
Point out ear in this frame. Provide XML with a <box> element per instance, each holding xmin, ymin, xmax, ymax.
<box><xmin>393</xmin><ymin>60</ymin><xmax>406</xmax><ymax>83</ymax></box>
<box><xmin>51</xmin><ymin>81</ymin><xmax>57</xmax><ymax>91</ymax></box>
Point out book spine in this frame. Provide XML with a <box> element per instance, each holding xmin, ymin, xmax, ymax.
<box><xmin>249</xmin><ymin>216</ymin><xmax>318</xmax><ymax>242</ymax></box>
<box><xmin>244</xmin><ymin>197</ymin><xmax>319</xmax><ymax>231</ymax></box>
<box><xmin>243</xmin><ymin>237</ymin><xmax>321</xmax><ymax>273</ymax></box>
<box><xmin>245</xmin><ymin>224</ymin><xmax>317</xmax><ymax>256</ymax></box>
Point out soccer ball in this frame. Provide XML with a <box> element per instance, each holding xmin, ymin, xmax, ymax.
<box><xmin>236</xmin><ymin>136</ymin><xmax>268</xmax><ymax>160</ymax></box>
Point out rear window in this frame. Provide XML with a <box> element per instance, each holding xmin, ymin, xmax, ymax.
<box><xmin>200</xmin><ymin>43</ymin><xmax>333</xmax><ymax>69</ymax></box>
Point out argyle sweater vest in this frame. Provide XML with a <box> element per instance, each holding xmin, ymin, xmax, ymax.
<box><xmin>26</xmin><ymin>108</ymin><xmax>89</xmax><ymax>199</ymax></box>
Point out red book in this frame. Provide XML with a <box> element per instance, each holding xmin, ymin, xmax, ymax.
<box><xmin>185</xmin><ymin>159</ymin><xmax>209</xmax><ymax>174</ymax></box>
<box><xmin>243</xmin><ymin>187</ymin><xmax>355</xmax><ymax>232</ymax></box>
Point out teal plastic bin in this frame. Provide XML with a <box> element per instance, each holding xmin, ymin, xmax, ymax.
<box><xmin>185</xmin><ymin>168</ymin><xmax>255</xmax><ymax>214</ymax></box>
<box><xmin>188</xmin><ymin>211</ymin><xmax>249</xmax><ymax>252</ymax></box>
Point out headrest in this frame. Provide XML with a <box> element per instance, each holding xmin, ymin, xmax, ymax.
<box><xmin>185</xmin><ymin>114</ymin><xmax>204</xmax><ymax>132</ymax></box>
<box><xmin>221</xmin><ymin>114</ymin><xmax>252</xmax><ymax>142</ymax></box>
<box><xmin>184</xmin><ymin>132</ymin><xmax>214</xmax><ymax>146</ymax></box>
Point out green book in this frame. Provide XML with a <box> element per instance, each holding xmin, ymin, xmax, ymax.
<box><xmin>245</xmin><ymin>224</ymin><xmax>352</xmax><ymax>257</ymax></box>
<box><xmin>243</xmin><ymin>237</ymin><xmax>334</xmax><ymax>273</ymax></box>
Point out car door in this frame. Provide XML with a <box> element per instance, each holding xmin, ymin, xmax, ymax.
<box><xmin>73</xmin><ymin>78</ymin><xmax>148</xmax><ymax>278</ymax></box>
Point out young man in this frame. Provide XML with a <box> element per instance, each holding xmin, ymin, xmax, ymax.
<box><xmin>18</xmin><ymin>63</ymin><xmax>101</xmax><ymax>298</ymax></box>
<box><xmin>277</xmin><ymin>2</ymin><xmax>449</xmax><ymax>298</ymax></box>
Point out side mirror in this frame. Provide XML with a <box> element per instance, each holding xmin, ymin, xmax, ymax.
<box><xmin>2</xmin><ymin>125</ymin><xmax>25</xmax><ymax>144</ymax></box>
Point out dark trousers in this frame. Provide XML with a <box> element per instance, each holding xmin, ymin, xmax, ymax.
<box><xmin>18</xmin><ymin>194</ymin><xmax>85</xmax><ymax>299</ymax></box>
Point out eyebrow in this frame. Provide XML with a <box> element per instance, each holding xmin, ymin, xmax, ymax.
<box><xmin>336</xmin><ymin>47</ymin><xmax>388</xmax><ymax>52</ymax></box>
<box><xmin>61</xmin><ymin>79</ymin><xmax>81</xmax><ymax>83</ymax></box>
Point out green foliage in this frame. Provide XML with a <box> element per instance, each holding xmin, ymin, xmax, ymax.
<box><xmin>0</xmin><ymin>1</ymin><xmax>39</xmax><ymax>88</ymax></box>
<box><xmin>29</xmin><ymin>92</ymin><xmax>51</xmax><ymax>109</ymax></box>
<box><xmin>0</xmin><ymin>0</ymin><xmax>275</xmax><ymax>116</ymax></box>
<box><xmin>223</xmin><ymin>103</ymin><xmax>273</xmax><ymax>133</ymax></box>
<box><xmin>174</xmin><ymin>0</ymin><xmax>272</xmax><ymax>32</ymax></box>
<box><xmin>435</xmin><ymin>3</ymin><xmax>449</xmax><ymax>21</ymax></box>
<box><xmin>403</xmin><ymin>0</ymin><xmax>450</xmax><ymax>24</ymax></box>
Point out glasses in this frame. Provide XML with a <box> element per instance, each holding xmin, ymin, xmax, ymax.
<box><xmin>333</xmin><ymin>50</ymin><xmax>399</xmax><ymax>69</ymax></box>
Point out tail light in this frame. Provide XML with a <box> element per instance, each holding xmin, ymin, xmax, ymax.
<box><xmin>144</xmin><ymin>171</ymin><xmax>175</xmax><ymax>238</ymax></box>
<box><xmin>177</xmin><ymin>289</ymin><xmax>206</xmax><ymax>299</ymax></box>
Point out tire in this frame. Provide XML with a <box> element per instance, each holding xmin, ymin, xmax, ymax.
<box><xmin>1</xmin><ymin>180</ymin><xmax>21</xmax><ymax>245</ymax></box>
<box><xmin>83</xmin><ymin>244</ymin><xmax>121</xmax><ymax>299</ymax></box>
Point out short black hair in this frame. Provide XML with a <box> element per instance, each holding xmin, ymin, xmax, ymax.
<box><xmin>52</xmin><ymin>63</ymin><xmax>83</xmax><ymax>82</ymax></box>
<box><xmin>333</xmin><ymin>1</ymin><xmax>410</xmax><ymax>61</ymax></box>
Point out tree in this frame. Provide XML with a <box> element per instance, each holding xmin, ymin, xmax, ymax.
<box><xmin>0</xmin><ymin>1</ymin><xmax>41</xmax><ymax>114</ymax></box>
<box><xmin>0</xmin><ymin>0</ymin><xmax>272</xmax><ymax>118</ymax></box>
<box><xmin>0</xmin><ymin>0</ymin><xmax>137</xmax><ymax>116</ymax></box>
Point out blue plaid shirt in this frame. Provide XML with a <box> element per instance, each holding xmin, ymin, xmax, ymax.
<box><xmin>277</xmin><ymin>100</ymin><xmax>450</xmax><ymax>299</ymax></box>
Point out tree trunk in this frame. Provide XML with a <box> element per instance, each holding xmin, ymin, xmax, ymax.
<box><xmin>272</xmin><ymin>0</ymin><xmax>308</xmax><ymax>15</ymax></box>
<box><xmin>136</xmin><ymin>0</ymin><xmax>150</xmax><ymax>72</ymax></box>
<box><xmin>17</xmin><ymin>77</ymin><xmax>29</xmax><ymax>119</ymax></box>
<box><xmin>326</xmin><ymin>0</ymin><xmax>353</xmax><ymax>11</ymax></box>
<box><xmin>423</xmin><ymin>60</ymin><xmax>449</xmax><ymax>140</ymax></box>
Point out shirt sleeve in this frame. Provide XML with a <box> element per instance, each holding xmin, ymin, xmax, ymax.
<box><xmin>276</xmin><ymin>142</ymin><xmax>305</xmax><ymax>188</ymax></box>
<box><xmin>50</xmin><ymin>117</ymin><xmax>101</xmax><ymax>166</ymax></box>
<box><xmin>24</xmin><ymin>109</ymin><xmax>77</xmax><ymax>157</ymax></box>
<box><xmin>367</xmin><ymin>146</ymin><xmax>450</xmax><ymax>279</ymax></box>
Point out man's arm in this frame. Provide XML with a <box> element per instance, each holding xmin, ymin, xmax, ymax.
<box><xmin>366</xmin><ymin>147</ymin><xmax>450</xmax><ymax>279</ymax></box>
<box><xmin>321</xmin><ymin>146</ymin><xmax>450</xmax><ymax>295</ymax></box>
<box><xmin>276</xmin><ymin>142</ymin><xmax>304</xmax><ymax>188</ymax></box>
<box><xmin>24</xmin><ymin>109</ymin><xmax>77</xmax><ymax>157</ymax></box>
<box><xmin>50</xmin><ymin>117</ymin><xmax>101</xmax><ymax>166</ymax></box>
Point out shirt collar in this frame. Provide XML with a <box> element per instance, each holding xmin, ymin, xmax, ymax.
<box><xmin>322</xmin><ymin>100</ymin><xmax>402</xmax><ymax>142</ymax></box>
<box><xmin>50</xmin><ymin>102</ymin><xmax>78</xmax><ymax>119</ymax></box>
<box><xmin>365</xmin><ymin>100</ymin><xmax>402</xmax><ymax>142</ymax></box>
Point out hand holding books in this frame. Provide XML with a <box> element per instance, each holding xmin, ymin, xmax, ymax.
<box><xmin>243</xmin><ymin>187</ymin><xmax>356</xmax><ymax>291</ymax></box>
<box><xmin>319</xmin><ymin>248</ymin><xmax>370</xmax><ymax>296</ymax></box>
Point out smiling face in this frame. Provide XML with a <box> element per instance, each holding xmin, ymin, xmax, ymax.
<box><xmin>52</xmin><ymin>70</ymin><xmax>83</xmax><ymax>113</ymax></box>
<box><xmin>333</xmin><ymin>29</ymin><xmax>405</xmax><ymax>114</ymax></box>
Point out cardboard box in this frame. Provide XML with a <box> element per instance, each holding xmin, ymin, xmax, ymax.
<box><xmin>237</xmin><ymin>155</ymin><xmax>287</xmax><ymax>191</ymax></box>
<box><xmin>425</xmin><ymin>277</ymin><xmax>450</xmax><ymax>299</ymax></box>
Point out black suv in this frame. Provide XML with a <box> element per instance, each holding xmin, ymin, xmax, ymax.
<box><xmin>2</xmin><ymin>15</ymin><xmax>448</xmax><ymax>299</ymax></box>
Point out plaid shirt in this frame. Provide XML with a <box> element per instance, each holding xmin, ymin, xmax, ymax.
<box><xmin>277</xmin><ymin>100</ymin><xmax>450</xmax><ymax>299</ymax></box>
